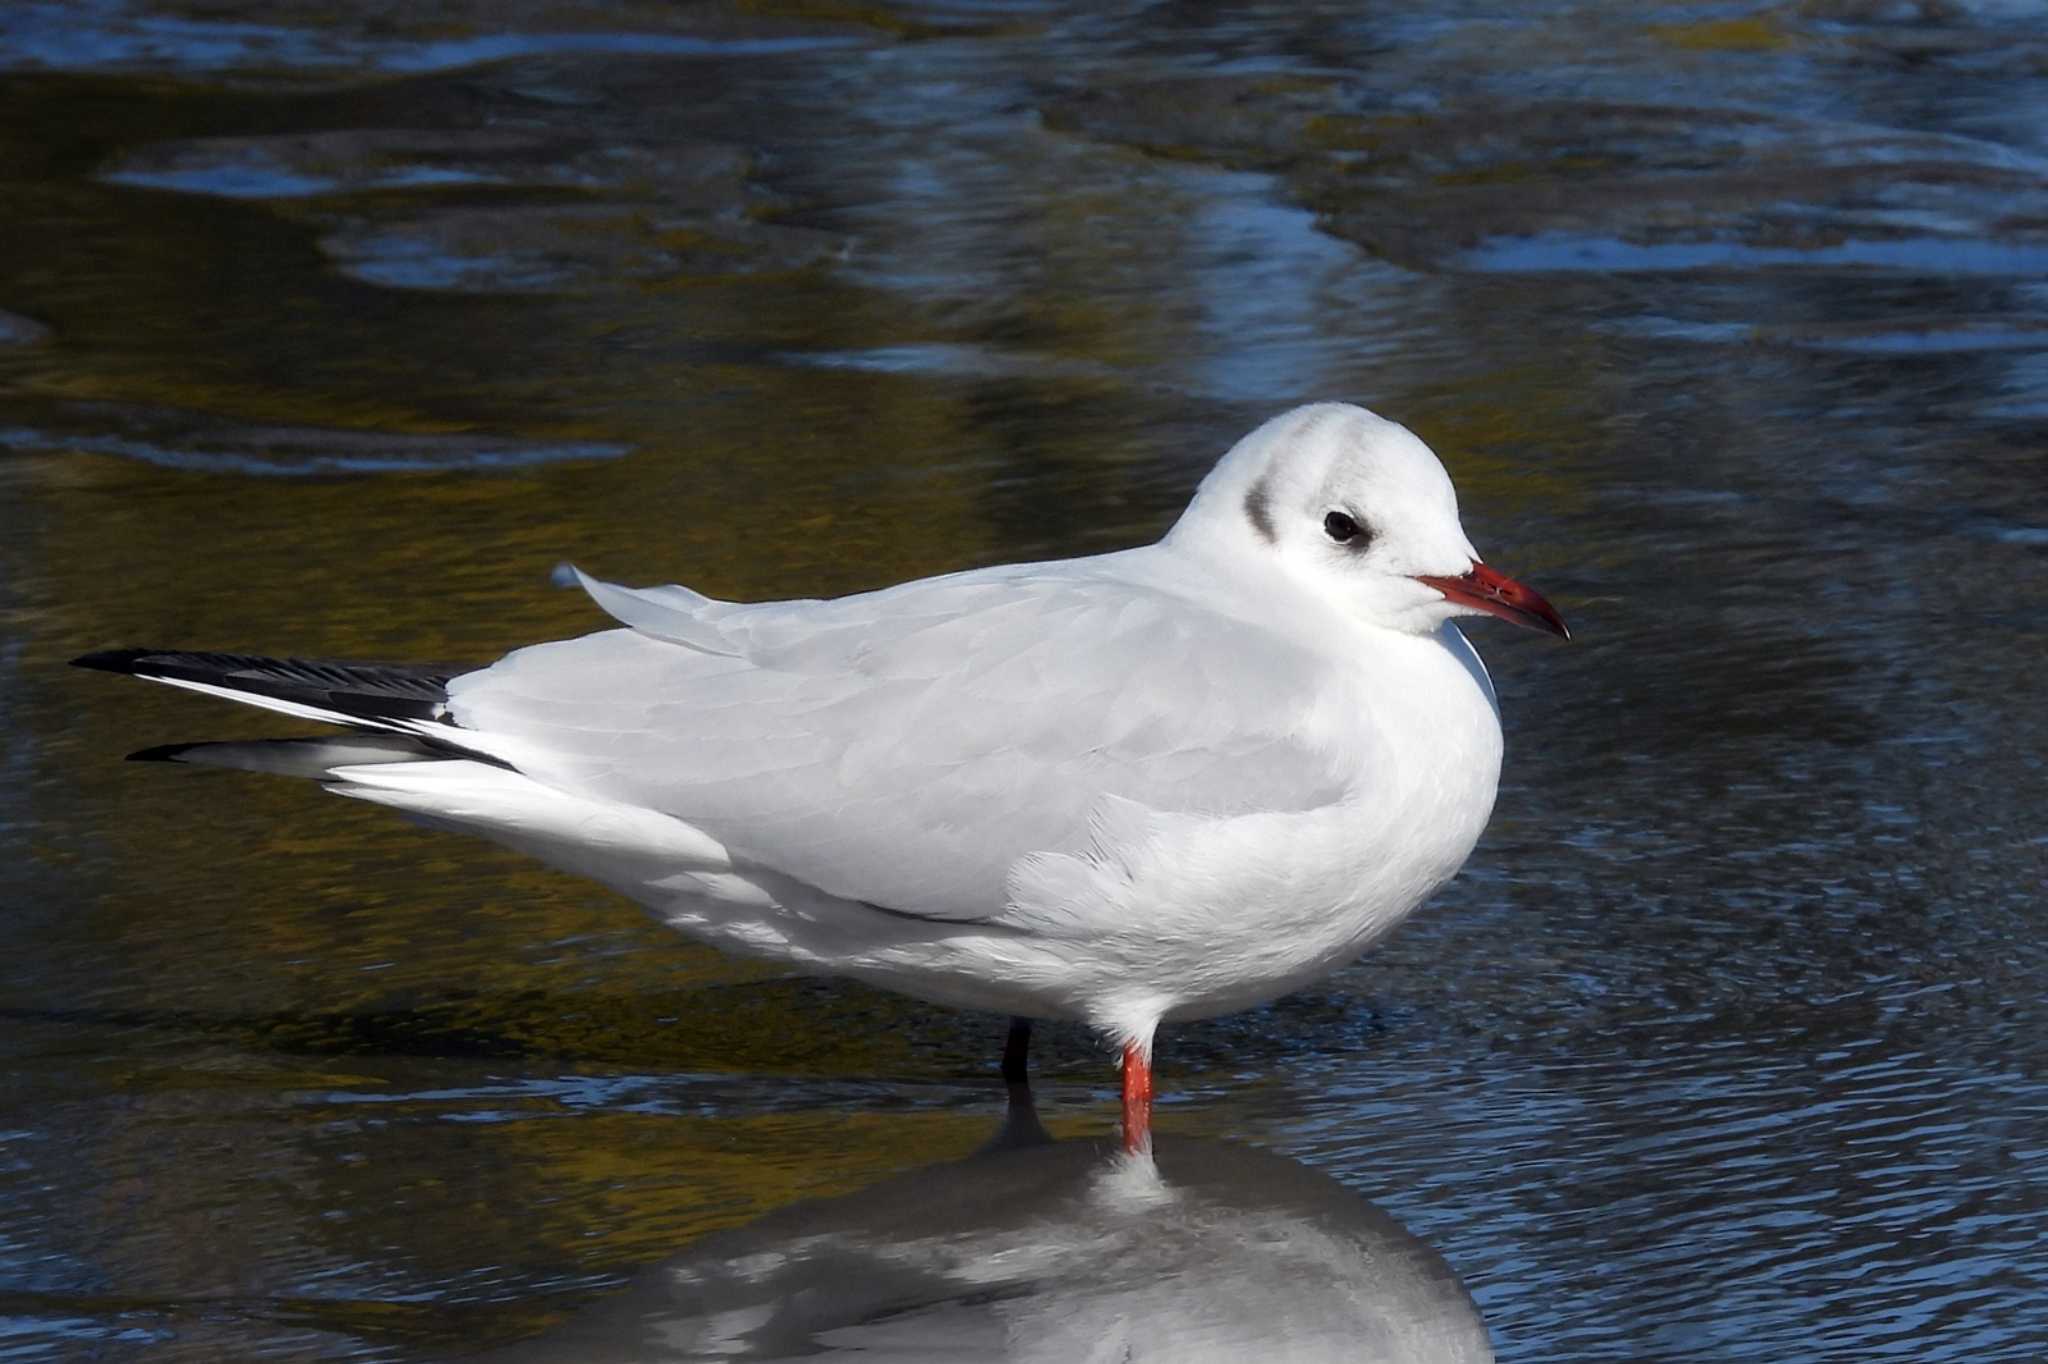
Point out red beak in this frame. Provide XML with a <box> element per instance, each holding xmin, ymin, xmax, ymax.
<box><xmin>1415</xmin><ymin>563</ymin><xmax>1570</xmax><ymax>640</ymax></box>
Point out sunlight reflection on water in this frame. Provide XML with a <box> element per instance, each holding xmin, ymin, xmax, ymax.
<box><xmin>1</xmin><ymin>0</ymin><xmax>2044</xmax><ymax>1360</ymax></box>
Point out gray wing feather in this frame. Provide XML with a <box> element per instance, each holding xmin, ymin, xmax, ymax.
<box><xmin>450</xmin><ymin>566</ymin><xmax>1349</xmax><ymax>921</ymax></box>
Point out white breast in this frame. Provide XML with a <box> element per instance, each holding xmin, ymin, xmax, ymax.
<box><xmin>820</xmin><ymin>622</ymin><xmax>1505</xmax><ymax>1041</ymax></box>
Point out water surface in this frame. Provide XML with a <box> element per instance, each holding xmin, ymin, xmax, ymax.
<box><xmin>2</xmin><ymin>1</ymin><xmax>2044</xmax><ymax>1360</ymax></box>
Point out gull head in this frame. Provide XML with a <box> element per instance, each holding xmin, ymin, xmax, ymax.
<box><xmin>1169</xmin><ymin>403</ymin><xmax>1568</xmax><ymax>640</ymax></box>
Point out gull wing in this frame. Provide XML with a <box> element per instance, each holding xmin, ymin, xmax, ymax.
<box><xmin>447</xmin><ymin>563</ymin><xmax>1355</xmax><ymax>922</ymax></box>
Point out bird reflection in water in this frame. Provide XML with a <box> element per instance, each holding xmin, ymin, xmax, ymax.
<box><xmin>477</xmin><ymin>1086</ymin><xmax>1494</xmax><ymax>1363</ymax></box>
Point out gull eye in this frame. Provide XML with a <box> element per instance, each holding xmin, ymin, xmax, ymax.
<box><xmin>1323</xmin><ymin>511</ymin><xmax>1364</xmax><ymax>545</ymax></box>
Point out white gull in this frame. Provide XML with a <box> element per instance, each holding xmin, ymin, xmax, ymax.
<box><xmin>75</xmin><ymin>403</ymin><xmax>1568</xmax><ymax>1149</ymax></box>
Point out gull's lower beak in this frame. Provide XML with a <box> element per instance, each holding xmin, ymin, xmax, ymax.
<box><xmin>1416</xmin><ymin>563</ymin><xmax>1570</xmax><ymax>640</ymax></box>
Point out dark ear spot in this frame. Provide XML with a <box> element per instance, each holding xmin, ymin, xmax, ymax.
<box><xmin>1244</xmin><ymin>476</ymin><xmax>1276</xmax><ymax>544</ymax></box>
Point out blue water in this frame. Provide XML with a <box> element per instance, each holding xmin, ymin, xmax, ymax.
<box><xmin>0</xmin><ymin>1</ymin><xmax>2043</xmax><ymax>1360</ymax></box>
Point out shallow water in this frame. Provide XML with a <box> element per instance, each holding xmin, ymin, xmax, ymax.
<box><xmin>2</xmin><ymin>1</ymin><xmax>2044</xmax><ymax>1360</ymax></box>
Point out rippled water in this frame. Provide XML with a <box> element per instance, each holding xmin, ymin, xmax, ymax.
<box><xmin>2</xmin><ymin>2</ymin><xmax>2044</xmax><ymax>1360</ymax></box>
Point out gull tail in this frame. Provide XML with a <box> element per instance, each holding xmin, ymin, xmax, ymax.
<box><xmin>69</xmin><ymin>648</ymin><xmax>501</xmax><ymax>774</ymax></box>
<box><xmin>70</xmin><ymin>647</ymin><xmax>729</xmax><ymax>894</ymax></box>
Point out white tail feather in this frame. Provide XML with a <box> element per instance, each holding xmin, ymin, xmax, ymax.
<box><xmin>328</xmin><ymin>760</ymin><xmax>733</xmax><ymax>870</ymax></box>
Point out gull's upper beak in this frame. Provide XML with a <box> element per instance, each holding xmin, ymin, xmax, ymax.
<box><xmin>1415</xmin><ymin>563</ymin><xmax>1570</xmax><ymax>640</ymax></box>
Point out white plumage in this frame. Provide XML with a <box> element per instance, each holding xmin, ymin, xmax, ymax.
<box><xmin>82</xmin><ymin>402</ymin><xmax>1566</xmax><ymax>1099</ymax></box>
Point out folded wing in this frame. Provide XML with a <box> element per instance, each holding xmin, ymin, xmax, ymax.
<box><xmin>448</xmin><ymin>564</ymin><xmax>1355</xmax><ymax>922</ymax></box>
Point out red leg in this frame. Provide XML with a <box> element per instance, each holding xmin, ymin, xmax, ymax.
<box><xmin>1120</xmin><ymin>1041</ymin><xmax>1153</xmax><ymax>1154</ymax></box>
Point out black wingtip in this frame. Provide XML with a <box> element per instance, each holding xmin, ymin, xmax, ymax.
<box><xmin>72</xmin><ymin>648</ymin><xmax>164</xmax><ymax>675</ymax></box>
<box><xmin>126</xmin><ymin>742</ymin><xmax>198</xmax><ymax>764</ymax></box>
